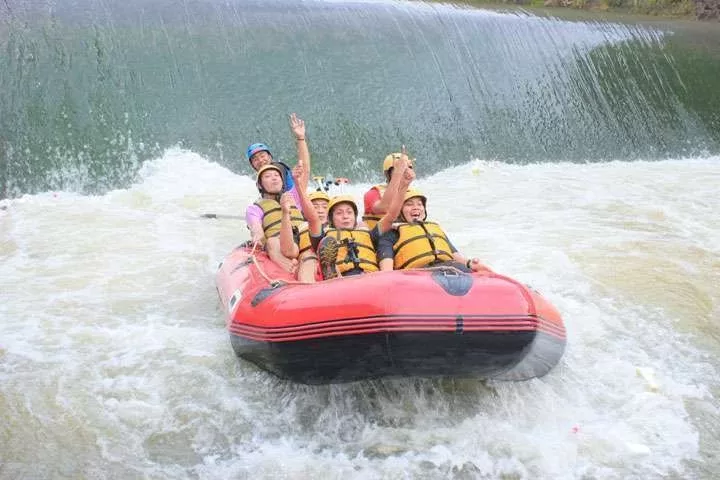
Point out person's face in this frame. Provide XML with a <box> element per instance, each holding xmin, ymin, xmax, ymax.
<box><xmin>250</xmin><ymin>151</ymin><xmax>272</xmax><ymax>170</ymax></box>
<box><xmin>311</xmin><ymin>199</ymin><xmax>329</xmax><ymax>224</ymax></box>
<box><xmin>401</xmin><ymin>197</ymin><xmax>425</xmax><ymax>222</ymax></box>
<box><xmin>260</xmin><ymin>169</ymin><xmax>283</xmax><ymax>194</ymax></box>
<box><xmin>331</xmin><ymin>203</ymin><xmax>356</xmax><ymax>229</ymax></box>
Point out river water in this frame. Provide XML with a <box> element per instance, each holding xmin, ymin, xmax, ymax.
<box><xmin>1</xmin><ymin>1</ymin><xmax>719</xmax><ymax>479</ymax></box>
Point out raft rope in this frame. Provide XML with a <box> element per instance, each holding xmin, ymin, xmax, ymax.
<box><xmin>247</xmin><ymin>240</ymin><xmax>308</xmax><ymax>287</ymax></box>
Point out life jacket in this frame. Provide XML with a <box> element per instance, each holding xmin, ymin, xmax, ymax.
<box><xmin>323</xmin><ymin>228</ymin><xmax>379</xmax><ymax>275</ymax></box>
<box><xmin>254</xmin><ymin>198</ymin><xmax>305</xmax><ymax>240</ymax></box>
<box><xmin>361</xmin><ymin>184</ymin><xmax>386</xmax><ymax>230</ymax></box>
<box><xmin>294</xmin><ymin>223</ymin><xmax>312</xmax><ymax>255</ymax></box>
<box><xmin>393</xmin><ymin>221</ymin><xmax>454</xmax><ymax>270</ymax></box>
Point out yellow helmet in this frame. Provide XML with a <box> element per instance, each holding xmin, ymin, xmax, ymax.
<box><xmin>308</xmin><ymin>190</ymin><xmax>330</xmax><ymax>203</ymax></box>
<box><xmin>255</xmin><ymin>163</ymin><xmax>285</xmax><ymax>193</ymax></box>
<box><xmin>382</xmin><ymin>153</ymin><xmax>414</xmax><ymax>173</ymax></box>
<box><xmin>403</xmin><ymin>189</ymin><xmax>426</xmax><ymax>205</ymax></box>
<box><xmin>256</xmin><ymin>163</ymin><xmax>283</xmax><ymax>181</ymax></box>
<box><xmin>327</xmin><ymin>195</ymin><xmax>358</xmax><ymax>217</ymax></box>
<box><xmin>401</xmin><ymin>189</ymin><xmax>428</xmax><ymax>222</ymax></box>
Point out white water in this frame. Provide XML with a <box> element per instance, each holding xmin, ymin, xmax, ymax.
<box><xmin>1</xmin><ymin>148</ymin><xmax>718</xmax><ymax>479</ymax></box>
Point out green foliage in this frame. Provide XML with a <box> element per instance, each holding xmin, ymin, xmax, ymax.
<box><xmin>436</xmin><ymin>0</ymin><xmax>696</xmax><ymax>16</ymax></box>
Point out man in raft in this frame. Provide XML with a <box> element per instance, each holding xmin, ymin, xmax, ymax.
<box><xmin>362</xmin><ymin>149</ymin><xmax>415</xmax><ymax>230</ymax></box>
<box><xmin>307</xmin><ymin>190</ymin><xmax>330</xmax><ymax>227</ymax></box>
<box><xmin>245</xmin><ymin>113</ymin><xmax>310</xmax><ymax>246</ymax></box>
<box><xmin>377</xmin><ymin>189</ymin><xmax>492</xmax><ymax>273</ymax></box>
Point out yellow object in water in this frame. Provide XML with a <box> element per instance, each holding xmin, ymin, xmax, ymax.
<box><xmin>635</xmin><ymin>366</ymin><xmax>659</xmax><ymax>392</ymax></box>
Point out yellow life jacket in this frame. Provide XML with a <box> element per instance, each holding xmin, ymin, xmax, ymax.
<box><xmin>254</xmin><ymin>198</ymin><xmax>305</xmax><ymax>239</ymax></box>
<box><xmin>393</xmin><ymin>221</ymin><xmax>454</xmax><ymax>270</ymax></box>
<box><xmin>360</xmin><ymin>184</ymin><xmax>386</xmax><ymax>230</ymax></box>
<box><xmin>323</xmin><ymin>228</ymin><xmax>379</xmax><ymax>275</ymax></box>
<box><xmin>296</xmin><ymin>224</ymin><xmax>312</xmax><ymax>254</ymax></box>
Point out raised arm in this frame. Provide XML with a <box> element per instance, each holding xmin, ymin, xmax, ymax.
<box><xmin>279</xmin><ymin>193</ymin><xmax>300</xmax><ymax>259</ymax></box>
<box><xmin>293</xmin><ymin>164</ymin><xmax>322</xmax><ymax>236</ymax></box>
<box><xmin>377</xmin><ymin>155</ymin><xmax>414</xmax><ymax>235</ymax></box>
<box><xmin>289</xmin><ymin>113</ymin><xmax>310</xmax><ymax>192</ymax></box>
<box><xmin>371</xmin><ymin>146</ymin><xmax>412</xmax><ymax>215</ymax></box>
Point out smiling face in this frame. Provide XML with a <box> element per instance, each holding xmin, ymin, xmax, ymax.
<box><xmin>259</xmin><ymin>169</ymin><xmax>283</xmax><ymax>194</ymax></box>
<box><xmin>401</xmin><ymin>196</ymin><xmax>426</xmax><ymax>222</ymax></box>
<box><xmin>311</xmin><ymin>199</ymin><xmax>329</xmax><ymax>224</ymax></box>
<box><xmin>330</xmin><ymin>203</ymin><xmax>356</xmax><ymax>229</ymax></box>
<box><xmin>249</xmin><ymin>150</ymin><xmax>273</xmax><ymax>171</ymax></box>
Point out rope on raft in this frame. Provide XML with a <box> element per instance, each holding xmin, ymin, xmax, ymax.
<box><xmin>247</xmin><ymin>240</ymin><xmax>308</xmax><ymax>287</ymax></box>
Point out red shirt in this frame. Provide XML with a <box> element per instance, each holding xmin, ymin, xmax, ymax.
<box><xmin>363</xmin><ymin>186</ymin><xmax>382</xmax><ymax>215</ymax></box>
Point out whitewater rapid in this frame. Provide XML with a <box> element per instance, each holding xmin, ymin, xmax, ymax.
<box><xmin>1</xmin><ymin>148</ymin><xmax>718</xmax><ymax>479</ymax></box>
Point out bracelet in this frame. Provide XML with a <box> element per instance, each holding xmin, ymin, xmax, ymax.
<box><xmin>466</xmin><ymin>259</ymin><xmax>472</xmax><ymax>269</ymax></box>
<box><xmin>296</xmin><ymin>137</ymin><xmax>305</xmax><ymax>141</ymax></box>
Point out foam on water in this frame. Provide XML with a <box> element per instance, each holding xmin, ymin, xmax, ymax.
<box><xmin>1</xmin><ymin>148</ymin><xmax>718</xmax><ymax>479</ymax></box>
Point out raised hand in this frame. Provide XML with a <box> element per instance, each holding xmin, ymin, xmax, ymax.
<box><xmin>393</xmin><ymin>145</ymin><xmax>409</xmax><ymax>175</ymax></box>
<box><xmin>279</xmin><ymin>192</ymin><xmax>294</xmax><ymax>213</ymax></box>
<box><xmin>292</xmin><ymin>162</ymin><xmax>308</xmax><ymax>189</ymax></box>
<box><xmin>403</xmin><ymin>165</ymin><xmax>416</xmax><ymax>183</ymax></box>
<box><xmin>289</xmin><ymin>113</ymin><xmax>306</xmax><ymax>140</ymax></box>
<box><xmin>292</xmin><ymin>163</ymin><xmax>304</xmax><ymax>181</ymax></box>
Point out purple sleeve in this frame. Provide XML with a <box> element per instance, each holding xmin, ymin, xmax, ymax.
<box><xmin>245</xmin><ymin>204</ymin><xmax>263</xmax><ymax>226</ymax></box>
<box><xmin>289</xmin><ymin>186</ymin><xmax>304</xmax><ymax>214</ymax></box>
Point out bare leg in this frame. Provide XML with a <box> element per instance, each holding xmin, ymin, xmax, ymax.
<box><xmin>297</xmin><ymin>251</ymin><xmax>317</xmax><ymax>283</ymax></box>
<box><xmin>266</xmin><ymin>237</ymin><xmax>298</xmax><ymax>274</ymax></box>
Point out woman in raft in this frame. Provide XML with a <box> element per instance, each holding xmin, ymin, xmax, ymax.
<box><xmin>376</xmin><ymin>189</ymin><xmax>492</xmax><ymax>273</ymax></box>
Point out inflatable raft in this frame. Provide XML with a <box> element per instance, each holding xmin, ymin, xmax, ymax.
<box><xmin>216</xmin><ymin>244</ymin><xmax>566</xmax><ymax>384</ymax></box>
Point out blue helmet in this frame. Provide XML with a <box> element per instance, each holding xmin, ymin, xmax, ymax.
<box><xmin>246</xmin><ymin>143</ymin><xmax>272</xmax><ymax>162</ymax></box>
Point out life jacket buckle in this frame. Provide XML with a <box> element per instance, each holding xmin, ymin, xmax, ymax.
<box><xmin>440</xmin><ymin>266</ymin><xmax>460</xmax><ymax>277</ymax></box>
<box><xmin>341</xmin><ymin>238</ymin><xmax>361</xmax><ymax>267</ymax></box>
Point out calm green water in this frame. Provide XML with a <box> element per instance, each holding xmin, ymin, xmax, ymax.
<box><xmin>1</xmin><ymin>0</ymin><xmax>719</xmax><ymax>197</ymax></box>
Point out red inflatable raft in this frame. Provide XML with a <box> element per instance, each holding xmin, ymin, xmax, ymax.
<box><xmin>216</xmin><ymin>244</ymin><xmax>566</xmax><ymax>384</ymax></box>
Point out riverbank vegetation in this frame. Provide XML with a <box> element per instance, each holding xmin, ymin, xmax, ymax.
<box><xmin>432</xmin><ymin>0</ymin><xmax>696</xmax><ymax>18</ymax></box>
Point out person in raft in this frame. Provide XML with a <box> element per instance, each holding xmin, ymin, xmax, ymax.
<box><xmin>274</xmin><ymin>162</ymin><xmax>318</xmax><ymax>282</ymax></box>
<box><xmin>307</xmin><ymin>190</ymin><xmax>330</xmax><ymax>227</ymax></box>
<box><xmin>246</xmin><ymin>113</ymin><xmax>310</xmax><ymax>247</ymax></box>
<box><xmin>376</xmin><ymin>189</ymin><xmax>493</xmax><ymax>273</ymax></box>
<box><xmin>249</xmin><ymin>163</ymin><xmax>314</xmax><ymax>274</ymax></box>
<box><xmin>286</xmin><ymin>153</ymin><xmax>415</xmax><ymax>281</ymax></box>
<box><xmin>362</xmin><ymin>150</ymin><xmax>415</xmax><ymax>230</ymax></box>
